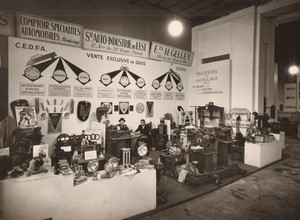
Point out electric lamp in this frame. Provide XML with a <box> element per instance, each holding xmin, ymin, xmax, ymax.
<box><xmin>168</xmin><ymin>19</ymin><xmax>183</xmax><ymax>37</ymax></box>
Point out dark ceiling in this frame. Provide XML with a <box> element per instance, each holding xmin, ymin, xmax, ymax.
<box><xmin>275</xmin><ymin>20</ymin><xmax>300</xmax><ymax>65</ymax></box>
<box><xmin>132</xmin><ymin>0</ymin><xmax>273</xmax><ymax>26</ymax></box>
<box><xmin>1</xmin><ymin>0</ymin><xmax>274</xmax><ymax>26</ymax></box>
<box><xmin>1</xmin><ymin>0</ymin><xmax>299</xmax><ymax>65</ymax></box>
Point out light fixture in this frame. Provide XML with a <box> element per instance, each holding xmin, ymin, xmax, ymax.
<box><xmin>168</xmin><ymin>19</ymin><xmax>183</xmax><ymax>37</ymax></box>
<box><xmin>288</xmin><ymin>65</ymin><xmax>299</xmax><ymax>74</ymax></box>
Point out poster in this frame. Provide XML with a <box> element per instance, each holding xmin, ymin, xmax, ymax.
<box><xmin>15</xmin><ymin>106</ymin><xmax>38</xmax><ymax>129</ymax></box>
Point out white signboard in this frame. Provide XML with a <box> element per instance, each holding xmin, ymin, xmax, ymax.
<box><xmin>150</xmin><ymin>91</ymin><xmax>162</xmax><ymax>100</ymax></box>
<box><xmin>284</xmin><ymin>83</ymin><xmax>296</xmax><ymax>112</ymax></box>
<box><xmin>189</xmin><ymin>60</ymin><xmax>231</xmax><ymax>110</ymax></box>
<box><xmin>17</xmin><ymin>13</ymin><xmax>82</xmax><ymax>47</ymax></box>
<box><xmin>20</xmin><ymin>83</ymin><xmax>45</xmax><ymax>96</ymax></box>
<box><xmin>116</xmin><ymin>89</ymin><xmax>132</xmax><ymax>99</ymax></box>
<box><xmin>97</xmin><ymin>87</ymin><xmax>115</xmax><ymax>98</ymax></box>
<box><xmin>84</xmin><ymin>29</ymin><xmax>150</xmax><ymax>58</ymax></box>
<box><xmin>133</xmin><ymin>90</ymin><xmax>147</xmax><ymax>99</ymax></box>
<box><xmin>175</xmin><ymin>92</ymin><xmax>185</xmax><ymax>100</ymax></box>
<box><xmin>149</xmin><ymin>42</ymin><xmax>194</xmax><ymax>66</ymax></box>
<box><xmin>49</xmin><ymin>85</ymin><xmax>71</xmax><ymax>97</ymax></box>
<box><xmin>74</xmin><ymin>86</ymin><xmax>93</xmax><ymax>97</ymax></box>
<box><xmin>163</xmin><ymin>91</ymin><xmax>174</xmax><ymax>100</ymax></box>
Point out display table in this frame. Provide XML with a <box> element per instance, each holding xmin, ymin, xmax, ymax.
<box><xmin>107</xmin><ymin>134</ymin><xmax>142</xmax><ymax>157</ymax></box>
<box><xmin>244</xmin><ymin>140</ymin><xmax>282</xmax><ymax>168</ymax></box>
<box><xmin>0</xmin><ymin>168</ymin><xmax>156</xmax><ymax>220</ymax></box>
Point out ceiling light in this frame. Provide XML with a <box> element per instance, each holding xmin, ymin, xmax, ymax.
<box><xmin>168</xmin><ymin>19</ymin><xmax>183</xmax><ymax>37</ymax></box>
<box><xmin>288</xmin><ymin>65</ymin><xmax>299</xmax><ymax>74</ymax></box>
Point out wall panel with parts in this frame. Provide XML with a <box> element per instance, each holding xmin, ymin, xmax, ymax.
<box><xmin>8</xmin><ymin>37</ymin><xmax>188</xmax><ymax>152</ymax></box>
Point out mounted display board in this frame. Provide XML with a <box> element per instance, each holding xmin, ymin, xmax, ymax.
<box><xmin>8</xmin><ymin>37</ymin><xmax>187</xmax><ymax>138</ymax></box>
<box><xmin>188</xmin><ymin>60</ymin><xmax>231</xmax><ymax>111</ymax></box>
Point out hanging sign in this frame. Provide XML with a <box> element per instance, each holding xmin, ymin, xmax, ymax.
<box><xmin>17</xmin><ymin>13</ymin><xmax>82</xmax><ymax>47</ymax></box>
<box><xmin>149</xmin><ymin>42</ymin><xmax>194</xmax><ymax>66</ymax></box>
<box><xmin>0</xmin><ymin>13</ymin><xmax>15</xmax><ymax>36</ymax></box>
<box><xmin>83</xmin><ymin>29</ymin><xmax>150</xmax><ymax>58</ymax></box>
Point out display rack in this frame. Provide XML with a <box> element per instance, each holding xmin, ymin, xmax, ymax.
<box><xmin>196</xmin><ymin>102</ymin><xmax>224</xmax><ymax>128</ymax></box>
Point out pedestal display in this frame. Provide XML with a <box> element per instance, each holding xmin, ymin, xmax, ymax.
<box><xmin>217</xmin><ymin>140</ymin><xmax>237</xmax><ymax>167</ymax></box>
<box><xmin>244</xmin><ymin>140</ymin><xmax>282</xmax><ymax>168</ymax></box>
<box><xmin>270</xmin><ymin>132</ymin><xmax>285</xmax><ymax>149</ymax></box>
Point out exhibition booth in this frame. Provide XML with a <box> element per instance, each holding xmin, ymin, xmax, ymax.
<box><xmin>0</xmin><ymin>1</ymin><xmax>295</xmax><ymax>219</ymax></box>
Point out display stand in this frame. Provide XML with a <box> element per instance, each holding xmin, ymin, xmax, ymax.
<box><xmin>217</xmin><ymin>140</ymin><xmax>237</xmax><ymax>167</ymax></box>
<box><xmin>0</xmin><ymin>169</ymin><xmax>156</xmax><ymax>220</ymax></box>
<box><xmin>106</xmin><ymin>134</ymin><xmax>142</xmax><ymax>157</ymax></box>
<box><xmin>244</xmin><ymin>140</ymin><xmax>282</xmax><ymax>168</ymax></box>
<box><xmin>200</xmin><ymin>152</ymin><xmax>214</xmax><ymax>172</ymax></box>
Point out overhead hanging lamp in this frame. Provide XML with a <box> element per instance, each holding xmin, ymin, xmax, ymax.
<box><xmin>168</xmin><ymin>19</ymin><xmax>183</xmax><ymax>37</ymax></box>
<box><xmin>288</xmin><ymin>64</ymin><xmax>299</xmax><ymax>75</ymax></box>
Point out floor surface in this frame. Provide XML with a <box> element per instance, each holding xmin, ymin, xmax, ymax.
<box><xmin>133</xmin><ymin>138</ymin><xmax>300</xmax><ymax>220</ymax></box>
